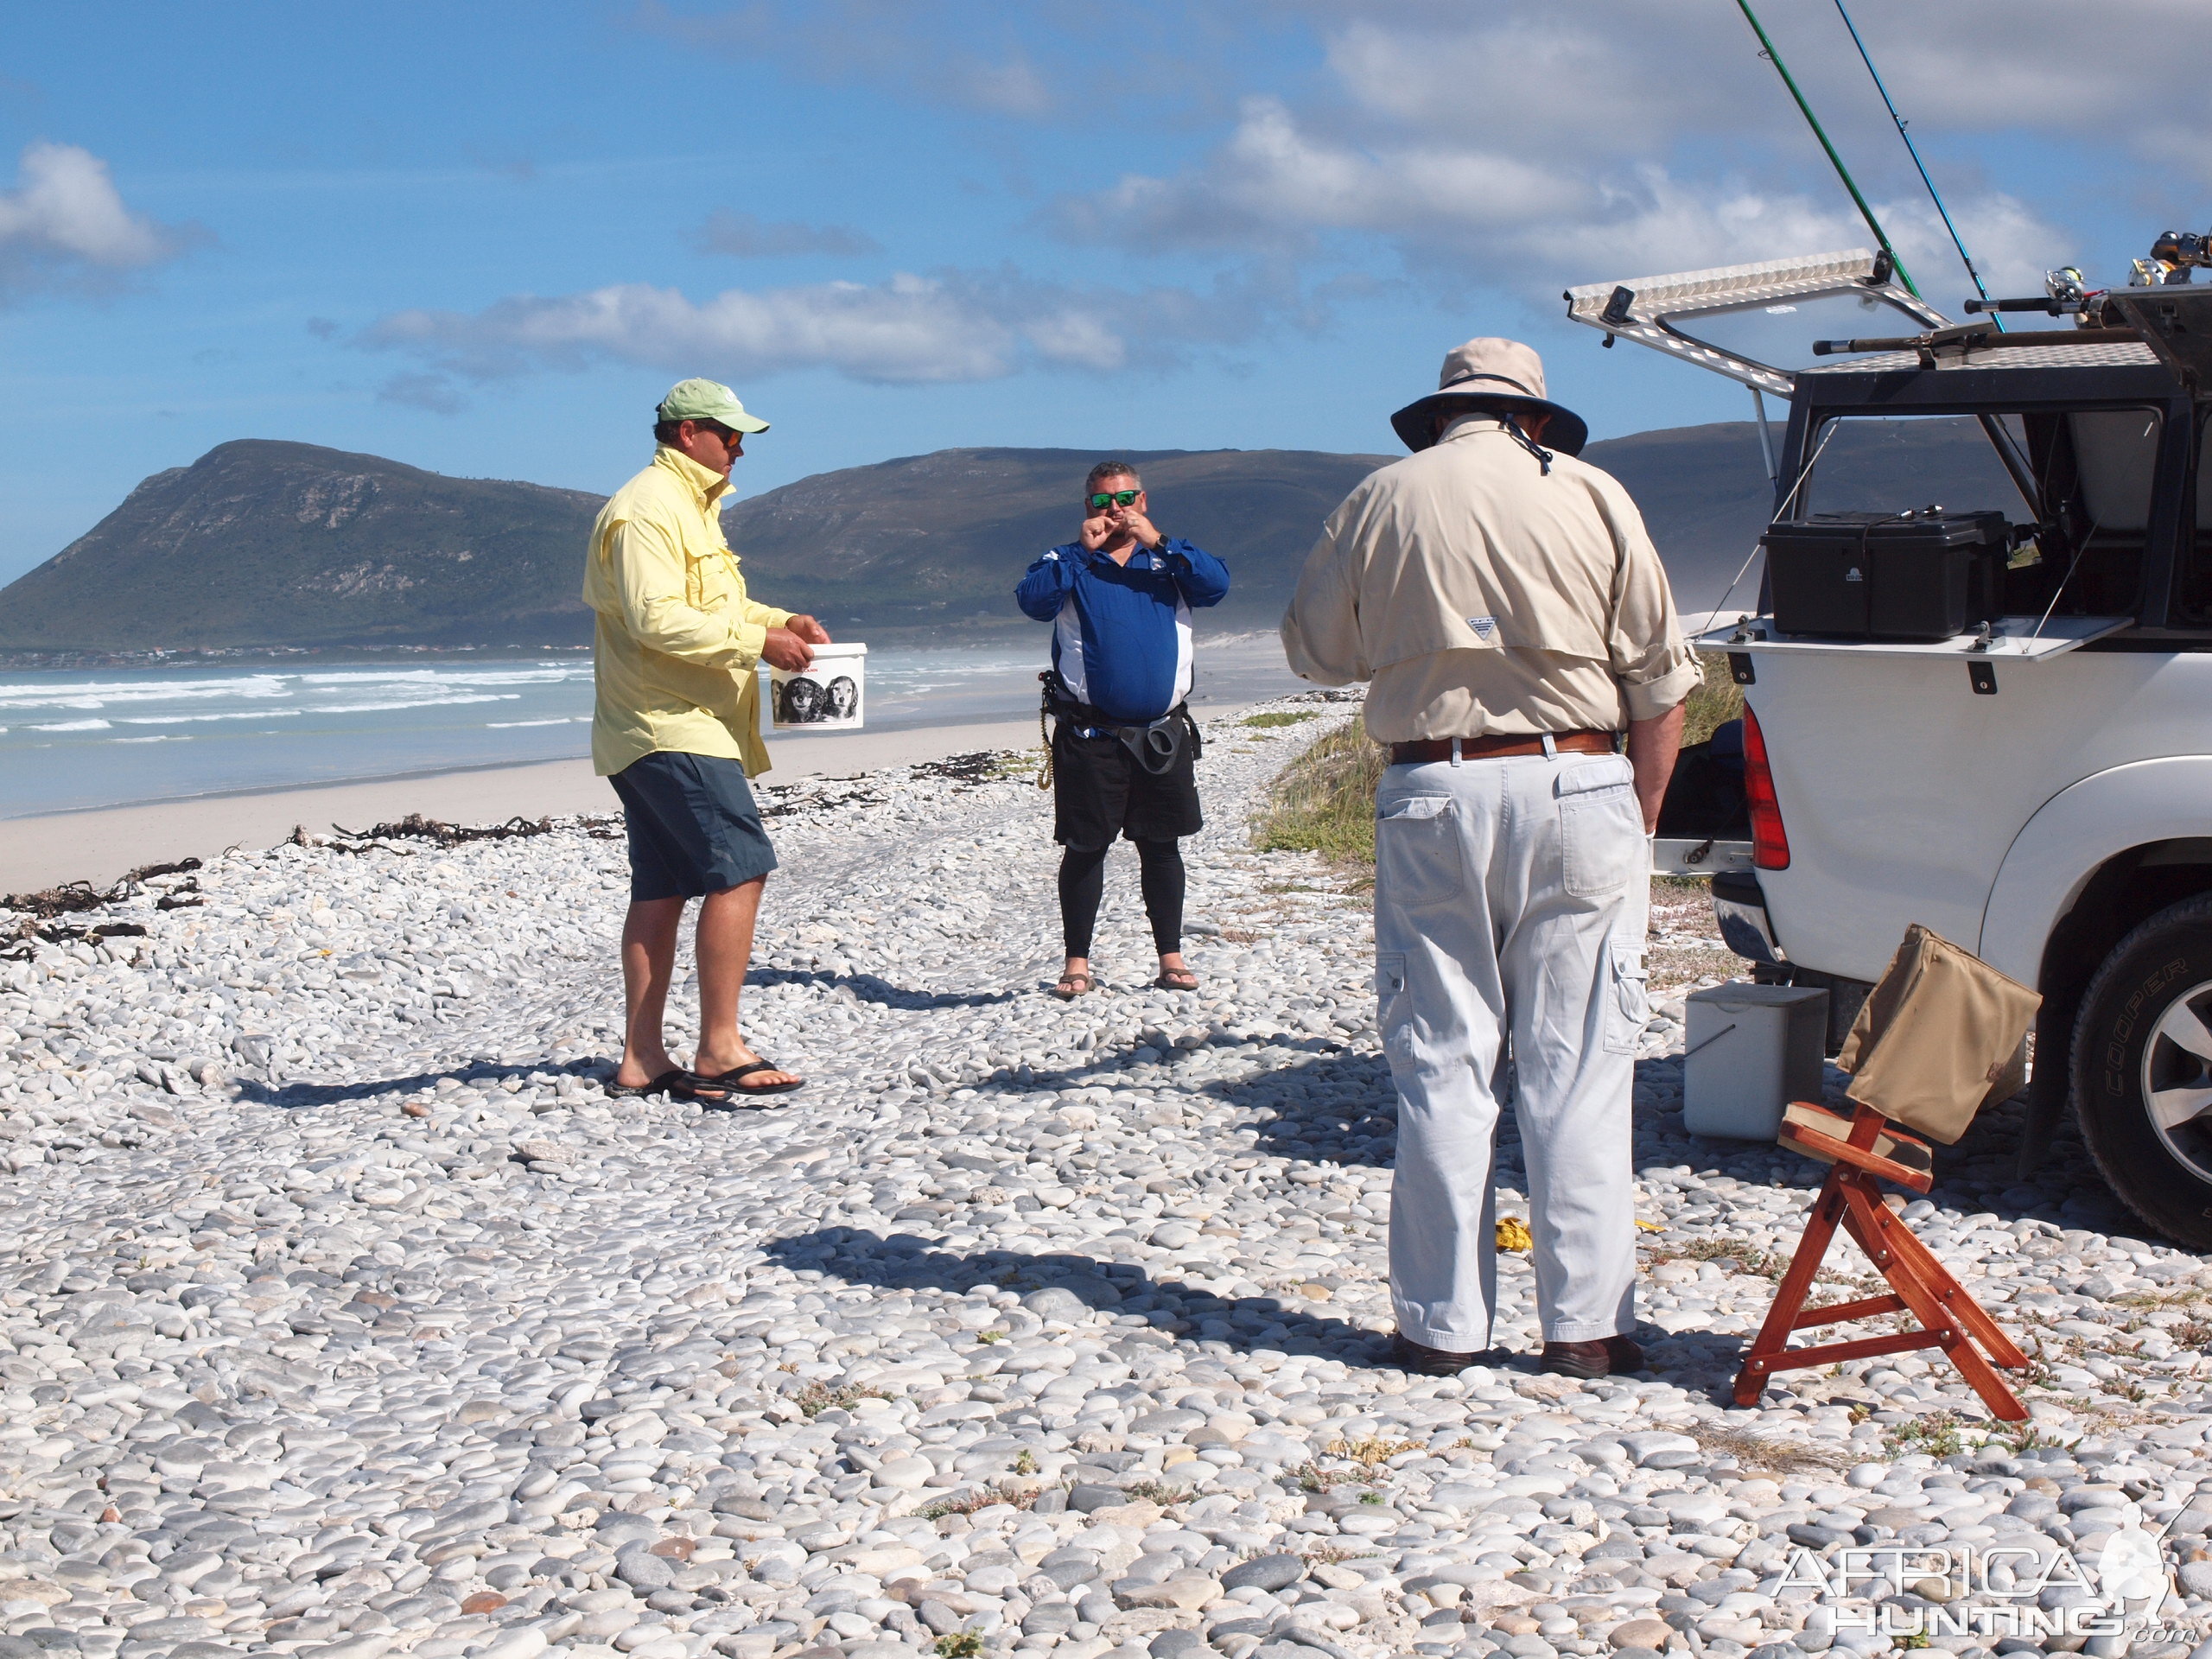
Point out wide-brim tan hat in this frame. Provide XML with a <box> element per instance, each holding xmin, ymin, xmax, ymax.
<box><xmin>1389</xmin><ymin>337</ymin><xmax>1588</xmax><ymax>456</ymax></box>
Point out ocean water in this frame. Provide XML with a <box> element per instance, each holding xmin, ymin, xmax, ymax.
<box><xmin>0</xmin><ymin>638</ymin><xmax>1304</xmax><ymax>818</ymax></box>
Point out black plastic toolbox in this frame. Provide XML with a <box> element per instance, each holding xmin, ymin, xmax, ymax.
<box><xmin>1762</xmin><ymin>509</ymin><xmax>2008</xmax><ymax>641</ymax></box>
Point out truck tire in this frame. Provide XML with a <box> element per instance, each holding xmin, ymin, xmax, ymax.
<box><xmin>2073</xmin><ymin>892</ymin><xmax>2212</xmax><ymax>1251</ymax></box>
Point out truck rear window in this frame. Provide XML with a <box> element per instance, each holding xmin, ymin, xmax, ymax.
<box><xmin>1795</xmin><ymin>408</ymin><xmax>2164</xmax><ymax>624</ymax></box>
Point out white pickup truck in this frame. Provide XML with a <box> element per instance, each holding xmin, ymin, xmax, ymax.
<box><xmin>1570</xmin><ymin>250</ymin><xmax>2212</xmax><ymax>1249</ymax></box>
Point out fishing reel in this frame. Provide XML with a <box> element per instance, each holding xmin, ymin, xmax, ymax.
<box><xmin>2130</xmin><ymin>229</ymin><xmax>2212</xmax><ymax>286</ymax></box>
<box><xmin>1963</xmin><ymin>266</ymin><xmax>2102</xmax><ymax>323</ymax></box>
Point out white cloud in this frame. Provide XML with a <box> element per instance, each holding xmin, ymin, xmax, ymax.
<box><xmin>369</xmin><ymin>1</ymin><xmax>2186</xmax><ymax>401</ymax></box>
<box><xmin>1052</xmin><ymin>4</ymin><xmax>2084</xmax><ymax>309</ymax></box>
<box><xmin>1065</xmin><ymin>98</ymin><xmax>1880</xmax><ymax>273</ymax></box>
<box><xmin>0</xmin><ymin>142</ymin><xmax>193</xmax><ymax>297</ymax></box>
<box><xmin>1070</xmin><ymin>98</ymin><xmax>1579</xmax><ymax>250</ymax></box>
<box><xmin>361</xmin><ymin>268</ymin><xmax>1268</xmax><ymax>386</ymax></box>
<box><xmin>1319</xmin><ymin>13</ymin><xmax>1728</xmax><ymax>156</ymax></box>
<box><xmin>1260</xmin><ymin>0</ymin><xmax>2212</xmax><ymax>145</ymax></box>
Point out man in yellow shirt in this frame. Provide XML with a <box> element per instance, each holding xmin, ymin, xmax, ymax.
<box><xmin>582</xmin><ymin>378</ymin><xmax>830</xmax><ymax>1103</ymax></box>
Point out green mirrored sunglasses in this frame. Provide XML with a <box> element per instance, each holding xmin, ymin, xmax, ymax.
<box><xmin>1087</xmin><ymin>489</ymin><xmax>1141</xmax><ymax>510</ymax></box>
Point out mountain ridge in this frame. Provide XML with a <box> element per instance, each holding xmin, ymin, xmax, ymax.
<box><xmin>0</xmin><ymin>420</ymin><xmax>2018</xmax><ymax>652</ymax></box>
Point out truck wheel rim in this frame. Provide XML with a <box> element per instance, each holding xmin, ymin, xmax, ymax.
<box><xmin>2138</xmin><ymin>976</ymin><xmax>2212</xmax><ymax>1181</ymax></box>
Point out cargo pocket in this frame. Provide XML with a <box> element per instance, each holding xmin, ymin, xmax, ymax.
<box><xmin>1376</xmin><ymin>794</ymin><xmax>1464</xmax><ymax>908</ymax></box>
<box><xmin>1376</xmin><ymin>952</ymin><xmax>1414</xmax><ymax>1075</ymax></box>
<box><xmin>1603</xmin><ymin>937</ymin><xmax>1650</xmax><ymax>1055</ymax></box>
<box><xmin>1557</xmin><ymin>757</ymin><xmax>1642</xmax><ymax>899</ymax></box>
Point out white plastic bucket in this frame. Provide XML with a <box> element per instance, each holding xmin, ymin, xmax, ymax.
<box><xmin>766</xmin><ymin>641</ymin><xmax>867</xmax><ymax>730</ymax></box>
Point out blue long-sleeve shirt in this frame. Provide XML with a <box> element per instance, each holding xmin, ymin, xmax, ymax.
<box><xmin>1015</xmin><ymin>537</ymin><xmax>1230</xmax><ymax>723</ymax></box>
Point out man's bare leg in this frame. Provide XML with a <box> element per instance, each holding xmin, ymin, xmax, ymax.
<box><xmin>616</xmin><ymin>897</ymin><xmax>690</xmax><ymax>1090</ymax></box>
<box><xmin>692</xmin><ymin>878</ymin><xmax>802</xmax><ymax>1089</ymax></box>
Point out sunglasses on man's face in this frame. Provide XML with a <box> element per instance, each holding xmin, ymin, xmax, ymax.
<box><xmin>1087</xmin><ymin>489</ymin><xmax>1141</xmax><ymax>510</ymax></box>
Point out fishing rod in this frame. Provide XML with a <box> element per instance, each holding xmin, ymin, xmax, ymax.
<box><xmin>1731</xmin><ymin>0</ymin><xmax>1919</xmax><ymax>301</ymax></box>
<box><xmin>1735</xmin><ymin>0</ymin><xmax>2037</xmax><ymax>530</ymax></box>
<box><xmin>1830</xmin><ymin>0</ymin><xmax>2002</xmax><ymax>329</ymax></box>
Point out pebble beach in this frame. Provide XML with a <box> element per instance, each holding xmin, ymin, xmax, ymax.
<box><xmin>3</xmin><ymin>701</ymin><xmax>2211</xmax><ymax>1659</ymax></box>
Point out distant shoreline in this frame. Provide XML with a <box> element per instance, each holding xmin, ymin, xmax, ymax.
<box><xmin>0</xmin><ymin>620</ymin><xmax>1291</xmax><ymax>674</ymax></box>
<box><xmin>0</xmin><ymin>702</ymin><xmax>1033</xmax><ymax>824</ymax></box>
<box><xmin>0</xmin><ymin>640</ymin><xmax>1312</xmax><ymax>889</ymax></box>
<box><xmin>0</xmin><ymin>634</ymin><xmax>1304</xmax><ymax>826</ymax></box>
<box><xmin>0</xmin><ymin>716</ymin><xmax>1048</xmax><ymax>893</ymax></box>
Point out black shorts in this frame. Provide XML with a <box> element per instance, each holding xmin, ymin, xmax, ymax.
<box><xmin>1052</xmin><ymin>715</ymin><xmax>1203</xmax><ymax>849</ymax></box>
<box><xmin>607</xmin><ymin>750</ymin><xmax>779</xmax><ymax>901</ymax></box>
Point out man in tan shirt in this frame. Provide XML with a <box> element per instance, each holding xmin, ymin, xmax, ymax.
<box><xmin>1283</xmin><ymin>338</ymin><xmax>1699</xmax><ymax>1378</ymax></box>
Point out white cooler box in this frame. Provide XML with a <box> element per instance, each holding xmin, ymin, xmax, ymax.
<box><xmin>1682</xmin><ymin>982</ymin><xmax>1829</xmax><ymax>1140</ymax></box>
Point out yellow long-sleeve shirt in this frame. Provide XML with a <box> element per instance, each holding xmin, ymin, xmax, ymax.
<box><xmin>582</xmin><ymin>446</ymin><xmax>792</xmax><ymax>778</ymax></box>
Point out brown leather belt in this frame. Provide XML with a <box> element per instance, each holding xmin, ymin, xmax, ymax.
<box><xmin>1390</xmin><ymin>729</ymin><xmax>1616</xmax><ymax>765</ymax></box>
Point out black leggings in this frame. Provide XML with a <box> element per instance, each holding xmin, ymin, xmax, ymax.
<box><xmin>1059</xmin><ymin>838</ymin><xmax>1185</xmax><ymax>957</ymax></box>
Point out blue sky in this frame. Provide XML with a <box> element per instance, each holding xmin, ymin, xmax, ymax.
<box><xmin>0</xmin><ymin>0</ymin><xmax>2205</xmax><ymax>585</ymax></box>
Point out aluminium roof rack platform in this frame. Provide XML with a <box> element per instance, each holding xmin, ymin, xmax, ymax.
<box><xmin>1565</xmin><ymin>248</ymin><xmax>1947</xmax><ymax>396</ymax></box>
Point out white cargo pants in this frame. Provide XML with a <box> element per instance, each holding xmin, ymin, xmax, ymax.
<box><xmin>1375</xmin><ymin>749</ymin><xmax>1649</xmax><ymax>1350</ymax></box>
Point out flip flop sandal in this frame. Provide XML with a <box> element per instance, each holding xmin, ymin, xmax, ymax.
<box><xmin>698</xmin><ymin>1061</ymin><xmax>805</xmax><ymax>1098</ymax></box>
<box><xmin>1052</xmin><ymin>972</ymin><xmax>1095</xmax><ymax>1001</ymax></box>
<box><xmin>1154</xmin><ymin>969</ymin><xmax>1200</xmax><ymax>991</ymax></box>
<box><xmin>607</xmin><ymin>1069</ymin><xmax>723</xmax><ymax>1102</ymax></box>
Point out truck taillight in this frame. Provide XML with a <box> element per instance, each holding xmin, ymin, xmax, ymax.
<box><xmin>1742</xmin><ymin>703</ymin><xmax>1790</xmax><ymax>870</ymax></box>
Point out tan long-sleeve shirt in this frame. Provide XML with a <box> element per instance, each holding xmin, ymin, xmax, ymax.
<box><xmin>1281</xmin><ymin>417</ymin><xmax>1700</xmax><ymax>742</ymax></box>
<box><xmin>583</xmin><ymin>446</ymin><xmax>792</xmax><ymax>777</ymax></box>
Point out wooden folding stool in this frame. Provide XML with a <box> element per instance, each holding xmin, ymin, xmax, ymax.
<box><xmin>1733</xmin><ymin>1098</ymin><xmax>2029</xmax><ymax>1420</ymax></box>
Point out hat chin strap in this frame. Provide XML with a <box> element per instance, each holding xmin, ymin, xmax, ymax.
<box><xmin>1447</xmin><ymin>404</ymin><xmax>1554</xmax><ymax>474</ymax></box>
<box><xmin>1502</xmin><ymin>419</ymin><xmax>1554</xmax><ymax>475</ymax></box>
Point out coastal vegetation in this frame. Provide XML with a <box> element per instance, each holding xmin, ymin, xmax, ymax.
<box><xmin>1253</xmin><ymin>655</ymin><xmax>1744</xmax><ymax>874</ymax></box>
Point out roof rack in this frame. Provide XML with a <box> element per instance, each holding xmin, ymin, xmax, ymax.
<box><xmin>1811</xmin><ymin>321</ymin><xmax>2143</xmax><ymax>365</ymax></box>
<box><xmin>1564</xmin><ymin>247</ymin><xmax>1947</xmax><ymax>396</ymax></box>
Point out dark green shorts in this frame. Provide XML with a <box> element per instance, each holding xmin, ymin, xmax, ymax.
<box><xmin>608</xmin><ymin>750</ymin><xmax>779</xmax><ymax>901</ymax></box>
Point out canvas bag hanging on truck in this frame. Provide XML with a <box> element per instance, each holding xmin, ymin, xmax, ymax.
<box><xmin>1763</xmin><ymin>508</ymin><xmax>2008</xmax><ymax>641</ymax></box>
<box><xmin>1836</xmin><ymin>923</ymin><xmax>2040</xmax><ymax>1144</ymax></box>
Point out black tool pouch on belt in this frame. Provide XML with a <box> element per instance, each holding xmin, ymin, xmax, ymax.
<box><xmin>1042</xmin><ymin>675</ymin><xmax>1195</xmax><ymax>776</ymax></box>
<box><xmin>1115</xmin><ymin>709</ymin><xmax>1193</xmax><ymax>775</ymax></box>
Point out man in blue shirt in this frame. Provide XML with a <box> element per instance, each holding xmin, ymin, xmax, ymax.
<box><xmin>1016</xmin><ymin>461</ymin><xmax>1230</xmax><ymax>1000</ymax></box>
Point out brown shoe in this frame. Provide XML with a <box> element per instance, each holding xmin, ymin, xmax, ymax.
<box><xmin>1539</xmin><ymin>1335</ymin><xmax>1645</xmax><ymax>1379</ymax></box>
<box><xmin>1390</xmin><ymin>1333</ymin><xmax>1485</xmax><ymax>1376</ymax></box>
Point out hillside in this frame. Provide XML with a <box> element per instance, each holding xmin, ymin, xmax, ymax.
<box><xmin>722</xmin><ymin>446</ymin><xmax>1389</xmax><ymax>632</ymax></box>
<box><xmin>0</xmin><ymin>441</ymin><xmax>606</xmax><ymax>651</ymax></box>
<box><xmin>0</xmin><ymin>420</ymin><xmax>2023</xmax><ymax>651</ymax></box>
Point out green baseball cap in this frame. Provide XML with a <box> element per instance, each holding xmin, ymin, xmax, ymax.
<box><xmin>656</xmin><ymin>377</ymin><xmax>770</xmax><ymax>434</ymax></box>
